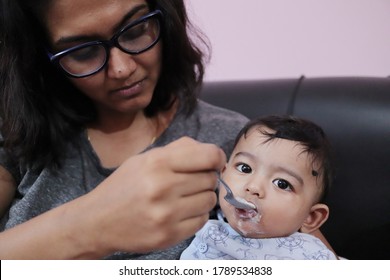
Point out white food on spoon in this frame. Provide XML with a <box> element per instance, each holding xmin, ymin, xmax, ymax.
<box><xmin>234</xmin><ymin>197</ymin><xmax>256</xmax><ymax>209</ymax></box>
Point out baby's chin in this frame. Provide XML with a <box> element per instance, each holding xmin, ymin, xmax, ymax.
<box><xmin>231</xmin><ymin>221</ymin><xmax>266</xmax><ymax>238</ymax></box>
<box><xmin>226</xmin><ymin>208</ymin><xmax>265</xmax><ymax>238</ymax></box>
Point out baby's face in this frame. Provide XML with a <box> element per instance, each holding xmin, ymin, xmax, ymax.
<box><xmin>220</xmin><ymin>126</ymin><xmax>322</xmax><ymax>238</ymax></box>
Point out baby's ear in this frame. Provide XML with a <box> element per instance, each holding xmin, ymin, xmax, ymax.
<box><xmin>300</xmin><ymin>204</ymin><xmax>329</xmax><ymax>234</ymax></box>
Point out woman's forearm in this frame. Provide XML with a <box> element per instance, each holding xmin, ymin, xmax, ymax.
<box><xmin>312</xmin><ymin>229</ymin><xmax>338</xmax><ymax>257</ymax></box>
<box><xmin>0</xmin><ymin>195</ymin><xmax>107</xmax><ymax>260</ymax></box>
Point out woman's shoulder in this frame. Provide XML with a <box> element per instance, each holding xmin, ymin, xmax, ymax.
<box><xmin>158</xmin><ymin>100</ymin><xmax>248</xmax><ymax>156</ymax></box>
<box><xmin>196</xmin><ymin>100</ymin><xmax>249</xmax><ymax>125</ymax></box>
<box><xmin>192</xmin><ymin>100</ymin><xmax>249</xmax><ymax>156</ymax></box>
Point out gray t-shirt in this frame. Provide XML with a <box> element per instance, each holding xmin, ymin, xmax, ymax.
<box><xmin>0</xmin><ymin>100</ymin><xmax>249</xmax><ymax>259</ymax></box>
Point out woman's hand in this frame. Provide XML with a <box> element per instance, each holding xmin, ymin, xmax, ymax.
<box><xmin>67</xmin><ymin>137</ymin><xmax>226</xmax><ymax>257</ymax></box>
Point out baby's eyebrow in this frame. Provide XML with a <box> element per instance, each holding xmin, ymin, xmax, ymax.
<box><xmin>275</xmin><ymin>166</ymin><xmax>304</xmax><ymax>185</ymax></box>
<box><xmin>233</xmin><ymin>151</ymin><xmax>256</xmax><ymax>161</ymax></box>
<box><xmin>234</xmin><ymin>151</ymin><xmax>304</xmax><ymax>184</ymax></box>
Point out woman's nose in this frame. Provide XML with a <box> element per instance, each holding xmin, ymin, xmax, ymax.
<box><xmin>106</xmin><ymin>47</ymin><xmax>136</xmax><ymax>79</ymax></box>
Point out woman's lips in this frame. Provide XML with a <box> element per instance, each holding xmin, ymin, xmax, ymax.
<box><xmin>111</xmin><ymin>80</ymin><xmax>144</xmax><ymax>98</ymax></box>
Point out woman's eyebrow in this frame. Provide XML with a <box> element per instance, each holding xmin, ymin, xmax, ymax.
<box><xmin>55</xmin><ymin>4</ymin><xmax>148</xmax><ymax>45</ymax></box>
<box><xmin>56</xmin><ymin>34</ymin><xmax>98</xmax><ymax>45</ymax></box>
<box><xmin>112</xmin><ymin>4</ymin><xmax>148</xmax><ymax>32</ymax></box>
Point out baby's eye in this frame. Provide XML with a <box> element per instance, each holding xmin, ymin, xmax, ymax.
<box><xmin>236</xmin><ymin>163</ymin><xmax>252</xmax><ymax>174</ymax></box>
<box><xmin>272</xmin><ymin>179</ymin><xmax>292</xmax><ymax>191</ymax></box>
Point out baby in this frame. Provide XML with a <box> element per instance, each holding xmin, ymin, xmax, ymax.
<box><xmin>181</xmin><ymin>115</ymin><xmax>337</xmax><ymax>260</ymax></box>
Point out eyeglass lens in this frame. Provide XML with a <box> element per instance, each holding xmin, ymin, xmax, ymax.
<box><xmin>57</xmin><ymin>14</ymin><xmax>160</xmax><ymax>77</ymax></box>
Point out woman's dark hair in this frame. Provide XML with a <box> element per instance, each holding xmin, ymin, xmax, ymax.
<box><xmin>0</xmin><ymin>0</ymin><xmax>209</xmax><ymax>170</ymax></box>
<box><xmin>234</xmin><ymin>115</ymin><xmax>334</xmax><ymax>203</ymax></box>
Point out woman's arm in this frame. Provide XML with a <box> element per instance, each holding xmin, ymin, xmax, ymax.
<box><xmin>0</xmin><ymin>166</ymin><xmax>91</xmax><ymax>259</ymax></box>
<box><xmin>312</xmin><ymin>229</ymin><xmax>338</xmax><ymax>257</ymax></box>
<box><xmin>0</xmin><ymin>197</ymin><xmax>97</xmax><ymax>259</ymax></box>
<box><xmin>0</xmin><ymin>137</ymin><xmax>225</xmax><ymax>259</ymax></box>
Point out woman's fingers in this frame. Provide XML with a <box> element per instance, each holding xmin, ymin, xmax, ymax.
<box><xmin>171</xmin><ymin>214</ymin><xmax>211</xmax><ymax>246</ymax></box>
<box><xmin>136</xmin><ymin>191</ymin><xmax>216</xmax><ymax>251</ymax></box>
<box><xmin>176</xmin><ymin>189</ymin><xmax>218</xmax><ymax>220</ymax></box>
<box><xmin>137</xmin><ymin>137</ymin><xmax>225</xmax><ymax>196</ymax></box>
<box><xmin>143</xmin><ymin>170</ymin><xmax>218</xmax><ymax>198</ymax></box>
<box><xmin>160</xmin><ymin>137</ymin><xmax>227</xmax><ymax>173</ymax></box>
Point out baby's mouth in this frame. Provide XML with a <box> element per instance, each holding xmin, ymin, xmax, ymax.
<box><xmin>235</xmin><ymin>207</ymin><xmax>258</xmax><ymax>219</ymax></box>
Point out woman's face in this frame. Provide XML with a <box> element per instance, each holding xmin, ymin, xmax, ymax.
<box><xmin>44</xmin><ymin>0</ymin><xmax>162</xmax><ymax>117</ymax></box>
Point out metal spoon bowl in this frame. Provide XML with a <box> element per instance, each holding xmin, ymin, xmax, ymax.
<box><xmin>218</xmin><ymin>176</ymin><xmax>256</xmax><ymax>210</ymax></box>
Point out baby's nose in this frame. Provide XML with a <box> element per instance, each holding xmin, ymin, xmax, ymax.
<box><xmin>245</xmin><ymin>180</ymin><xmax>265</xmax><ymax>198</ymax></box>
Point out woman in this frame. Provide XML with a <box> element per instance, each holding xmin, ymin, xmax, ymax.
<box><xmin>0</xmin><ymin>0</ymin><xmax>248</xmax><ymax>259</ymax></box>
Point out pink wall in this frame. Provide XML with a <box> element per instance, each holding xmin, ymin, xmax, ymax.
<box><xmin>186</xmin><ymin>0</ymin><xmax>390</xmax><ymax>81</ymax></box>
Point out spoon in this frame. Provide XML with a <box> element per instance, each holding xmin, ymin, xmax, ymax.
<box><xmin>217</xmin><ymin>176</ymin><xmax>256</xmax><ymax>210</ymax></box>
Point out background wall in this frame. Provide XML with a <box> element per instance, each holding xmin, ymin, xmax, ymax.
<box><xmin>186</xmin><ymin>0</ymin><xmax>390</xmax><ymax>81</ymax></box>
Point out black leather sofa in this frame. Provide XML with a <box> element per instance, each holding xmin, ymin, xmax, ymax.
<box><xmin>200</xmin><ymin>76</ymin><xmax>390</xmax><ymax>260</ymax></box>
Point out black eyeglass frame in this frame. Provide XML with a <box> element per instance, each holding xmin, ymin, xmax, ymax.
<box><xmin>47</xmin><ymin>9</ymin><xmax>163</xmax><ymax>78</ymax></box>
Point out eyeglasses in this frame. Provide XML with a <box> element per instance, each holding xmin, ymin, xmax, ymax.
<box><xmin>47</xmin><ymin>10</ymin><xmax>162</xmax><ymax>78</ymax></box>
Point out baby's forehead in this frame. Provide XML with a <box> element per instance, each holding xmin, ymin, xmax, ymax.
<box><xmin>242</xmin><ymin>125</ymin><xmax>288</xmax><ymax>144</ymax></box>
<box><xmin>247</xmin><ymin>124</ymin><xmax>274</xmax><ymax>135</ymax></box>
<box><xmin>243</xmin><ymin>125</ymin><xmax>306</xmax><ymax>149</ymax></box>
<box><xmin>239</xmin><ymin>125</ymin><xmax>322</xmax><ymax>170</ymax></box>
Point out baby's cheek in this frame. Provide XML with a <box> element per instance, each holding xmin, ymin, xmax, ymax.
<box><xmin>219</xmin><ymin>197</ymin><xmax>228</xmax><ymax>213</ymax></box>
